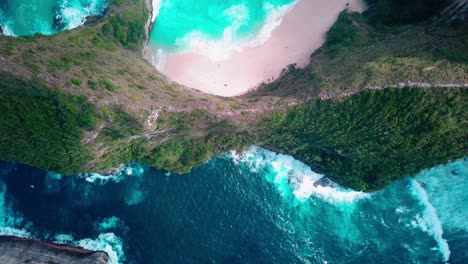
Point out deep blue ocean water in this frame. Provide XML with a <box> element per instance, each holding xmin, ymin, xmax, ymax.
<box><xmin>0</xmin><ymin>147</ymin><xmax>466</xmax><ymax>264</ymax></box>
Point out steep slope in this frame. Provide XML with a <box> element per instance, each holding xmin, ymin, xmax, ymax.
<box><xmin>0</xmin><ymin>0</ymin><xmax>466</xmax><ymax>191</ymax></box>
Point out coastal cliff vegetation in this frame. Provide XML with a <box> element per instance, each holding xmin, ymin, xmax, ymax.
<box><xmin>0</xmin><ymin>0</ymin><xmax>466</xmax><ymax>191</ymax></box>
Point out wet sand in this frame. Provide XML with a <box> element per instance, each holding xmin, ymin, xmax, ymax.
<box><xmin>146</xmin><ymin>0</ymin><xmax>366</xmax><ymax>96</ymax></box>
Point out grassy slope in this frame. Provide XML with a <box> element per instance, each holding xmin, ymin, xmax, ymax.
<box><xmin>0</xmin><ymin>0</ymin><xmax>466</xmax><ymax>191</ymax></box>
<box><xmin>251</xmin><ymin>9</ymin><xmax>468</xmax><ymax>99</ymax></box>
<box><xmin>0</xmin><ymin>0</ymin><xmax>255</xmax><ymax>172</ymax></box>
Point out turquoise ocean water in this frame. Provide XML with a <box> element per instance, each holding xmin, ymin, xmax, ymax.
<box><xmin>148</xmin><ymin>0</ymin><xmax>298</xmax><ymax>68</ymax></box>
<box><xmin>0</xmin><ymin>1</ymin><xmax>467</xmax><ymax>262</ymax></box>
<box><xmin>0</xmin><ymin>0</ymin><xmax>108</xmax><ymax>36</ymax></box>
<box><xmin>150</xmin><ymin>0</ymin><xmax>296</xmax><ymax>48</ymax></box>
<box><xmin>0</xmin><ymin>146</ymin><xmax>466</xmax><ymax>263</ymax></box>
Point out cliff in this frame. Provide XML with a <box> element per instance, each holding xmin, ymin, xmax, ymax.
<box><xmin>0</xmin><ymin>0</ymin><xmax>466</xmax><ymax>191</ymax></box>
<box><xmin>0</xmin><ymin>236</ymin><xmax>109</xmax><ymax>264</ymax></box>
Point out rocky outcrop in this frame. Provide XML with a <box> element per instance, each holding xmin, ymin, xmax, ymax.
<box><xmin>0</xmin><ymin>236</ymin><xmax>109</xmax><ymax>264</ymax></box>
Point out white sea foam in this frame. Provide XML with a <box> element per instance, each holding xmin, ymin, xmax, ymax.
<box><xmin>54</xmin><ymin>233</ymin><xmax>75</xmax><ymax>243</ymax></box>
<box><xmin>174</xmin><ymin>1</ymin><xmax>299</xmax><ymax>61</ymax></box>
<box><xmin>0</xmin><ymin>181</ymin><xmax>33</xmax><ymax>238</ymax></box>
<box><xmin>151</xmin><ymin>0</ymin><xmax>162</xmax><ymax>22</ymax></box>
<box><xmin>294</xmin><ymin>176</ymin><xmax>369</xmax><ymax>203</ymax></box>
<box><xmin>77</xmin><ymin>233</ymin><xmax>125</xmax><ymax>264</ymax></box>
<box><xmin>0</xmin><ymin>10</ymin><xmax>15</xmax><ymax>36</ymax></box>
<box><xmin>55</xmin><ymin>231</ymin><xmax>126</xmax><ymax>264</ymax></box>
<box><xmin>88</xmin><ymin>0</ymin><xmax>108</xmax><ymax>15</ymax></box>
<box><xmin>153</xmin><ymin>48</ymin><xmax>167</xmax><ymax>71</ymax></box>
<box><xmin>0</xmin><ymin>172</ymin><xmax>126</xmax><ymax>263</ymax></box>
<box><xmin>236</xmin><ymin>146</ymin><xmax>369</xmax><ymax>203</ymax></box>
<box><xmin>413</xmin><ymin>159</ymin><xmax>468</xmax><ymax>233</ymax></box>
<box><xmin>79</xmin><ymin>164</ymin><xmax>145</xmax><ymax>185</ymax></box>
<box><xmin>1</xmin><ymin>25</ymin><xmax>15</xmax><ymax>36</ymax></box>
<box><xmin>82</xmin><ymin>172</ymin><xmax>125</xmax><ymax>184</ymax></box>
<box><xmin>410</xmin><ymin>179</ymin><xmax>451</xmax><ymax>262</ymax></box>
<box><xmin>58</xmin><ymin>0</ymin><xmax>108</xmax><ymax>31</ymax></box>
<box><xmin>77</xmin><ymin>164</ymin><xmax>147</xmax><ymax>205</ymax></box>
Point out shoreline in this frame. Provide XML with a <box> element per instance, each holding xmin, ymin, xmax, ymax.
<box><xmin>0</xmin><ymin>236</ymin><xmax>109</xmax><ymax>263</ymax></box>
<box><xmin>143</xmin><ymin>0</ymin><xmax>155</xmax><ymax>53</ymax></box>
<box><xmin>146</xmin><ymin>0</ymin><xmax>366</xmax><ymax>96</ymax></box>
<box><xmin>0</xmin><ymin>236</ymin><xmax>100</xmax><ymax>254</ymax></box>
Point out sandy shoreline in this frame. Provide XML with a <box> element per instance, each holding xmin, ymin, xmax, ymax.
<box><xmin>147</xmin><ymin>0</ymin><xmax>366</xmax><ymax>96</ymax></box>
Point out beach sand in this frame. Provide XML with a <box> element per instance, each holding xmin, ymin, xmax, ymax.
<box><xmin>146</xmin><ymin>0</ymin><xmax>366</xmax><ymax>96</ymax></box>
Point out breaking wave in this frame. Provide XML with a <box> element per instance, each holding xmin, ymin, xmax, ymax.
<box><xmin>232</xmin><ymin>146</ymin><xmax>369</xmax><ymax>204</ymax></box>
<box><xmin>175</xmin><ymin>2</ymin><xmax>298</xmax><ymax>61</ymax></box>
<box><xmin>0</xmin><ymin>154</ymin><xmax>466</xmax><ymax>263</ymax></box>
<box><xmin>54</xmin><ymin>232</ymin><xmax>125</xmax><ymax>264</ymax></box>
<box><xmin>149</xmin><ymin>0</ymin><xmax>298</xmax><ymax>70</ymax></box>
<box><xmin>0</xmin><ymin>178</ymin><xmax>126</xmax><ymax>263</ymax></box>
<box><xmin>77</xmin><ymin>164</ymin><xmax>145</xmax><ymax>185</ymax></box>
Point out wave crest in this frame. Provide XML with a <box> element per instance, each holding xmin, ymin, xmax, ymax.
<box><xmin>410</xmin><ymin>179</ymin><xmax>451</xmax><ymax>262</ymax></box>
<box><xmin>173</xmin><ymin>1</ymin><xmax>298</xmax><ymax>61</ymax></box>
<box><xmin>233</xmin><ymin>146</ymin><xmax>369</xmax><ymax>204</ymax></box>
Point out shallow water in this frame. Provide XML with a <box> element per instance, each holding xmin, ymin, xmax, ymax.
<box><xmin>0</xmin><ymin>0</ymin><xmax>108</xmax><ymax>36</ymax></box>
<box><xmin>149</xmin><ymin>0</ymin><xmax>295</xmax><ymax>53</ymax></box>
<box><xmin>148</xmin><ymin>0</ymin><xmax>297</xmax><ymax>70</ymax></box>
<box><xmin>0</xmin><ymin>146</ymin><xmax>466</xmax><ymax>263</ymax></box>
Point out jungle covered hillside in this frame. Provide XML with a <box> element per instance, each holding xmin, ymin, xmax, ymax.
<box><xmin>0</xmin><ymin>0</ymin><xmax>466</xmax><ymax>191</ymax></box>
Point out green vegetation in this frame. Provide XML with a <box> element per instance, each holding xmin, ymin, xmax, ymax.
<box><xmin>70</xmin><ymin>78</ymin><xmax>82</xmax><ymax>86</ymax></box>
<box><xmin>103</xmin><ymin>0</ymin><xmax>149</xmax><ymax>50</ymax></box>
<box><xmin>100</xmin><ymin>105</ymin><xmax>143</xmax><ymax>140</ymax></box>
<box><xmin>99</xmin><ymin>78</ymin><xmax>117</xmax><ymax>91</ymax></box>
<box><xmin>0</xmin><ymin>75</ymin><xmax>100</xmax><ymax>173</ymax></box>
<box><xmin>324</xmin><ymin>12</ymin><xmax>363</xmax><ymax>56</ymax></box>
<box><xmin>90</xmin><ymin>108</ymin><xmax>255</xmax><ymax>173</ymax></box>
<box><xmin>0</xmin><ymin>0</ymin><xmax>465</xmax><ymax>193</ymax></box>
<box><xmin>364</xmin><ymin>0</ymin><xmax>450</xmax><ymax>26</ymax></box>
<box><xmin>87</xmin><ymin>80</ymin><xmax>98</xmax><ymax>90</ymax></box>
<box><xmin>261</xmin><ymin>88</ymin><xmax>467</xmax><ymax>191</ymax></box>
<box><xmin>258</xmin><ymin>7</ymin><xmax>468</xmax><ymax>98</ymax></box>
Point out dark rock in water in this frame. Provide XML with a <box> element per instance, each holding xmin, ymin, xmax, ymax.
<box><xmin>53</xmin><ymin>15</ymin><xmax>65</xmax><ymax>31</ymax></box>
<box><xmin>85</xmin><ymin>15</ymin><xmax>99</xmax><ymax>25</ymax></box>
<box><xmin>0</xmin><ymin>25</ymin><xmax>3</xmax><ymax>36</ymax></box>
<box><xmin>451</xmin><ymin>170</ymin><xmax>459</xmax><ymax>176</ymax></box>
<box><xmin>313</xmin><ymin>177</ymin><xmax>335</xmax><ymax>187</ymax></box>
<box><xmin>0</xmin><ymin>236</ymin><xmax>109</xmax><ymax>264</ymax></box>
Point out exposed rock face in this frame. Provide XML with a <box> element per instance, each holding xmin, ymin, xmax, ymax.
<box><xmin>85</xmin><ymin>15</ymin><xmax>99</xmax><ymax>25</ymax></box>
<box><xmin>0</xmin><ymin>236</ymin><xmax>109</xmax><ymax>264</ymax></box>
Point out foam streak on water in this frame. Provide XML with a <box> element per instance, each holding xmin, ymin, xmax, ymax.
<box><xmin>410</xmin><ymin>179</ymin><xmax>451</xmax><ymax>262</ymax></box>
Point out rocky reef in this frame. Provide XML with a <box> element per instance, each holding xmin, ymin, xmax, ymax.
<box><xmin>0</xmin><ymin>236</ymin><xmax>109</xmax><ymax>264</ymax></box>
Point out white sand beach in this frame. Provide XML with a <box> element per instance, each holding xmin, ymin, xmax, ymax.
<box><xmin>146</xmin><ymin>0</ymin><xmax>366</xmax><ymax>96</ymax></box>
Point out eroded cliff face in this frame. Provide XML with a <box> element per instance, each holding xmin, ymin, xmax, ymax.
<box><xmin>0</xmin><ymin>236</ymin><xmax>109</xmax><ymax>264</ymax></box>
